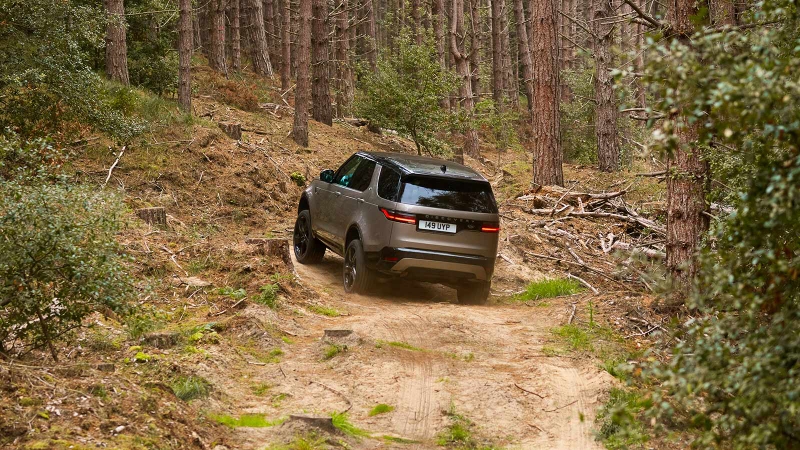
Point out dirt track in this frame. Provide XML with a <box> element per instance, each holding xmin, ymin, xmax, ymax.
<box><xmin>223</xmin><ymin>253</ymin><xmax>613</xmax><ymax>449</ymax></box>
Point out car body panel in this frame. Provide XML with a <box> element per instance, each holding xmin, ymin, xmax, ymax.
<box><xmin>299</xmin><ymin>151</ymin><xmax>499</xmax><ymax>284</ymax></box>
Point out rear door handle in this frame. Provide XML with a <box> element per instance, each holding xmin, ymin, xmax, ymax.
<box><xmin>357</xmin><ymin>198</ymin><xmax>365</xmax><ymax>204</ymax></box>
<box><xmin>335</xmin><ymin>191</ymin><xmax>341</xmax><ymax>197</ymax></box>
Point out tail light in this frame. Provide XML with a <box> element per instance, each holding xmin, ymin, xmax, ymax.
<box><xmin>379</xmin><ymin>207</ymin><xmax>417</xmax><ymax>225</ymax></box>
<box><xmin>480</xmin><ymin>223</ymin><xmax>500</xmax><ymax>233</ymax></box>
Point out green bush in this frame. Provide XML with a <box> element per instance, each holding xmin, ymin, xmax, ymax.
<box><xmin>0</xmin><ymin>136</ymin><xmax>132</xmax><ymax>358</ymax></box>
<box><xmin>171</xmin><ymin>375</ymin><xmax>211</xmax><ymax>401</ymax></box>
<box><xmin>355</xmin><ymin>33</ymin><xmax>460</xmax><ymax>156</ymax></box>
<box><xmin>613</xmin><ymin>1</ymin><xmax>800</xmax><ymax>447</ymax></box>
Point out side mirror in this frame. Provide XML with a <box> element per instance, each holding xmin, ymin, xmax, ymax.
<box><xmin>320</xmin><ymin>169</ymin><xmax>335</xmax><ymax>183</ymax></box>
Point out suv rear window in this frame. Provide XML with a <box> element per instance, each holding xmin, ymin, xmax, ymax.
<box><xmin>398</xmin><ymin>176</ymin><xmax>497</xmax><ymax>213</ymax></box>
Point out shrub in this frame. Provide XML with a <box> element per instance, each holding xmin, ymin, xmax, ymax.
<box><xmin>354</xmin><ymin>33</ymin><xmax>460</xmax><ymax>156</ymax></box>
<box><xmin>0</xmin><ymin>137</ymin><xmax>132</xmax><ymax>359</ymax></box>
<box><xmin>171</xmin><ymin>375</ymin><xmax>211</xmax><ymax>401</ymax></box>
<box><xmin>254</xmin><ymin>284</ymin><xmax>280</xmax><ymax>309</ymax></box>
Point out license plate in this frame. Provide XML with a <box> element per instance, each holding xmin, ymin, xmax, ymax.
<box><xmin>418</xmin><ymin>220</ymin><xmax>456</xmax><ymax>234</ymax></box>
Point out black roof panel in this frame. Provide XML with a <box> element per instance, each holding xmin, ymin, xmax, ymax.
<box><xmin>358</xmin><ymin>151</ymin><xmax>486</xmax><ymax>181</ymax></box>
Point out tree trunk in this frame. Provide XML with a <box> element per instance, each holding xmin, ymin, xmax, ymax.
<box><xmin>365</xmin><ymin>0</ymin><xmax>378</xmax><ymax>70</ymax></box>
<box><xmin>531</xmin><ymin>0</ymin><xmax>563</xmax><ymax>186</ymax></box>
<box><xmin>335</xmin><ymin>0</ymin><xmax>354</xmax><ymax>117</ymax></box>
<box><xmin>230</xmin><ymin>0</ymin><xmax>242</xmax><ymax>71</ymax></box>
<box><xmin>451</xmin><ymin>0</ymin><xmax>480</xmax><ymax>158</ymax></box>
<box><xmin>193</xmin><ymin>10</ymin><xmax>202</xmax><ymax>51</ymax></box>
<box><xmin>246</xmin><ymin>0</ymin><xmax>274</xmax><ymax>76</ymax></box>
<box><xmin>104</xmin><ymin>0</ymin><xmax>130</xmax><ymax>85</ymax></box>
<box><xmin>293</xmin><ymin>0</ymin><xmax>313</xmax><ymax>146</ymax></box>
<box><xmin>265</xmin><ymin>0</ymin><xmax>280</xmax><ymax>68</ymax></box>
<box><xmin>491</xmin><ymin>0</ymin><xmax>505</xmax><ymax>109</ymax></box>
<box><xmin>209</xmin><ymin>0</ymin><xmax>228</xmax><ymax>74</ymax></box>
<box><xmin>311</xmin><ymin>0</ymin><xmax>333</xmax><ymax>125</ymax></box>
<box><xmin>411</xmin><ymin>0</ymin><xmax>422</xmax><ymax>43</ymax></box>
<box><xmin>281</xmin><ymin>0</ymin><xmax>292</xmax><ymax>88</ymax></box>
<box><xmin>710</xmin><ymin>0</ymin><xmax>734</xmax><ymax>24</ymax></box>
<box><xmin>500</xmin><ymin>2</ymin><xmax>516</xmax><ymax>109</ymax></box>
<box><xmin>593</xmin><ymin>0</ymin><xmax>619</xmax><ymax>171</ymax></box>
<box><xmin>512</xmin><ymin>0</ymin><xmax>534</xmax><ymax>112</ymax></box>
<box><xmin>178</xmin><ymin>0</ymin><xmax>193</xmax><ymax>112</ymax></box>
<box><xmin>433</xmin><ymin>0</ymin><xmax>450</xmax><ymax>108</ymax></box>
<box><xmin>665</xmin><ymin>0</ymin><xmax>709</xmax><ymax>286</ymax></box>
<box><xmin>468</xmin><ymin>0</ymin><xmax>481</xmax><ymax>100</ymax></box>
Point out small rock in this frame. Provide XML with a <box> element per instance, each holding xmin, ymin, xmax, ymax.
<box><xmin>324</xmin><ymin>329</ymin><xmax>353</xmax><ymax>339</ymax></box>
<box><xmin>113</xmin><ymin>425</ymin><xmax>125</xmax><ymax>434</ymax></box>
<box><xmin>172</xmin><ymin>276</ymin><xmax>211</xmax><ymax>287</ymax></box>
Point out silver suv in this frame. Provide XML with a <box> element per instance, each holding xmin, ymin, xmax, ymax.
<box><xmin>292</xmin><ymin>151</ymin><xmax>499</xmax><ymax>304</ymax></box>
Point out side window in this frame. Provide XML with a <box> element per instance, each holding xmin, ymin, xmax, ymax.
<box><xmin>349</xmin><ymin>159</ymin><xmax>376</xmax><ymax>191</ymax></box>
<box><xmin>377</xmin><ymin>166</ymin><xmax>401</xmax><ymax>201</ymax></box>
<box><xmin>333</xmin><ymin>156</ymin><xmax>375</xmax><ymax>192</ymax></box>
<box><xmin>333</xmin><ymin>156</ymin><xmax>362</xmax><ymax>187</ymax></box>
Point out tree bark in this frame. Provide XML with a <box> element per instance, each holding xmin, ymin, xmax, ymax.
<box><xmin>265</xmin><ymin>0</ymin><xmax>280</xmax><ymax>68</ymax></box>
<box><xmin>500</xmin><ymin>1</ymin><xmax>516</xmax><ymax>108</ymax></box>
<box><xmin>209</xmin><ymin>0</ymin><xmax>228</xmax><ymax>75</ymax></box>
<box><xmin>531</xmin><ymin>0</ymin><xmax>563</xmax><ymax>185</ymax></box>
<box><xmin>451</xmin><ymin>0</ymin><xmax>480</xmax><ymax>158</ymax></box>
<box><xmin>104</xmin><ymin>0</ymin><xmax>130</xmax><ymax>85</ymax></box>
<box><xmin>178</xmin><ymin>0</ymin><xmax>193</xmax><ymax>112</ymax></box>
<box><xmin>281</xmin><ymin>0</ymin><xmax>292</xmax><ymax>89</ymax></box>
<box><xmin>593</xmin><ymin>0</ymin><xmax>619</xmax><ymax>171</ymax></box>
<box><xmin>245</xmin><ymin>0</ymin><xmax>274</xmax><ymax>76</ymax></box>
<box><xmin>710</xmin><ymin>0</ymin><xmax>734</xmax><ymax>25</ymax></box>
<box><xmin>293</xmin><ymin>0</ymin><xmax>313</xmax><ymax>146</ymax></box>
<box><xmin>311</xmin><ymin>0</ymin><xmax>333</xmax><ymax>125</ymax></box>
<box><xmin>433</xmin><ymin>0</ymin><xmax>450</xmax><ymax>108</ymax></box>
<box><xmin>230</xmin><ymin>0</ymin><xmax>242</xmax><ymax>71</ymax></box>
<box><xmin>365</xmin><ymin>0</ymin><xmax>378</xmax><ymax>70</ymax></box>
<box><xmin>335</xmin><ymin>0</ymin><xmax>354</xmax><ymax>117</ymax></box>
<box><xmin>411</xmin><ymin>0</ymin><xmax>422</xmax><ymax>43</ymax></box>
<box><xmin>491</xmin><ymin>0</ymin><xmax>505</xmax><ymax>109</ymax></box>
<box><xmin>468</xmin><ymin>0</ymin><xmax>481</xmax><ymax>100</ymax></box>
<box><xmin>512</xmin><ymin>0</ymin><xmax>534</xmax><ymax>112</ymax></box>
<box><xmin>665</xmin><ymin>0</ymin><xmax>709</xmax><ymax>286</ymax></box>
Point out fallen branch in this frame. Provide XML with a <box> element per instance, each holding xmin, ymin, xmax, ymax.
<box><xmin>514</xmin><ymin>383</ymin><xmax>546</xmax><ymax>399</ymax></box>
<box><xmin>310</xmin><ymin>381</ymin><xmax>353</xmax><ymax>412</ymax></box>
<box><xmin>567</xmin><ymin>273</ymin><xmax>599</xmax><ymax>295</ymax></box>
<box><xmin>543</xmin><ymin>399</ymin><xmax>578</xmax><ymax>412</ymax></box>
<box><xmin>102</xmin><ymin>146</ymin><xmax>126</xmax><ymax>188</ymax></box>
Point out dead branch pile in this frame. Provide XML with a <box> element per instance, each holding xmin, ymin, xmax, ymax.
<box><xmin>501</xmin><ymin>185</ymin><xmax>668</xmax><ymax>293</ymax></box>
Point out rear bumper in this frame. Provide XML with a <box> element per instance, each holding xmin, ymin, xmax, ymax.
<box><xmin>367</xmin><ymin>247</ymin><xmax>495</xmax><ymax>282</ymax></box>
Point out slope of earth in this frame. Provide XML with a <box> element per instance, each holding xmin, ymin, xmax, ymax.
<box><xmin>1</xmin><ymin>69</ymin><xmax>666</xmax><ymax>449</ymax></box>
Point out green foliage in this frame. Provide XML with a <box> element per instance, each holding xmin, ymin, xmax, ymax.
<box><xmin>254</xmin><ymin>284</ymin><xmax>280</xmax><ymax>308</ymax></box>
<box><xmin>0</xmin><ymin>137</ymin><xmax>132</xmax><ymax>357</ymax></box>
<box><xmin>436</xmin><ymin>407</ymin><xmax>498</xmax><ymax>449</ymax></box>
<box><xmin>514</xmin><ymin>278</ymin><xmax>583</xmax><ymax>302</ymax></box>
<box><xmin>171</xmin><ymin>375</ymin><xmax>211</xmax><ymax>401</ymax></box>
<box><xmin>474</xmin><ymin>99</ymin><xmax>521</xmax><ymax>150</ymax></box>
<box><xmin>125</xmin><ymin>0</ymin><xmax>179</xmax><ymax>95</ymax></box>
<box><xmin>266</xmin><ymin>433</ymin><xmax>327</xmax><ymax>450</ymax></box>
<box><xmin>0</xmin><ymin>1</ymin><xmax>143</xmax><ymax>141</ymax></box>
<box><xmin>330</xmin><ymin>411</ymin><xmax>370</xmax><ymax>437</ymax></box>
<box><xmin>368</xmin><ymin>404</ymin><xmax>395</xmax><ymax>416</ymax></box>
<box><xmin>290</xmin><ymin>172</ymin><xmax>306</xmax><ymax>186</ymax></box>
<box><xmin>323</xmin><ymin>343</ymin><xmax>346</xmax><ymax>360</ymax></box>
<box><xmin>378</xmin><ymin>340</ymin><xmax>424</xmax><ymax>351</ymax></box>
<box><xmin>216</xmin><ymin>287</ymin><xmax>247</xmax><ymax>300</ymax></box>
<box><xmin>561</xmin><ymin>65</ymin><xmax>598</xmax><ymax>164</ymax></box>
<box><xmin>595</xmin><ymin>388</ymin><xmax>650</xmax><ymax>450</ymax></box>
<box><xmin>308</xmin><ymin>304</ymin><xmax>341</xmax><ymax>317</ymax></box>
<box><xmin>211</xmin><ymin>413</ymin><xmax>285</xmax><ymax>428</ymax></box>
<box><xmin>355</xmin><ymin>34</ymin><xmax>460</xmax><ymax>156</ymax></box>
<box><xmin>610</xmin><ymin>1</ymin><xmax>800</xmax><ymax>447</ymax></box>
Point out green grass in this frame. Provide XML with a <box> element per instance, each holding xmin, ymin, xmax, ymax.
<box><xmin>215</xmin><ymin>286</ymin><xmax>247</xmax><ymax>300</ymax></box>
<box><xmin>323</xmin><ymin>344</ymin><xmax>346</xmax><ymax>360</ymax></box>
<box><xmin>254</xmin><ymin>283</ymin><xmax>280</xmax><ymax>308</ymax></box>
<box><xmin>251</xmin><ymin>383</ymin><xmax>272</xmax><ymax>396</ymax></box>
<box><xmin>513</xmin><ymin>278</ymin><xmax>584</xmax><ymax>302</ymax></box>
<box><xmin>436</xmin><ymin>406</ymin><xmax>500</xmax><ymax>449</ymax></box>
<box><xmin>210</xmin><ymin>413</ymin><xmax>286</xmax><ymax>428</ymax></box>
<box><xmin>595</xmin><ymin>388</ymin><xmax>651</xmax><ymax>450</ymax></box>
<box><xmin>369</xmin><ymin>404</ymin><xmax>395</xmax><ymax>416</ymax></box>
<box><xmin>171</xmin><ymin>375</ymin><xmax>211</xmax><ymax>401</ymax></box>
<box><xmin>378</xmin><ymin>340</ymin><xmax>424</xmax><ymax>351</ymax></box>
<box><xmin>265</xmin><ymin>432</ymin><xmax>327</xmax><ymax>450</ymax></box>
<box><xmin>552</xmin><ymin>324</ymin><xmax>593</xmax><ymax>351</ymax></box>
<box><xmin>308</xmin><ymin>304</ymin><xmax>341</xmax><ymax>317</ymax></box>
<box><xmin>331</xmin><ymin>411</ymin><xmax>370</xmax><ymax>437</ymax></box>
<box><xmin>383</xmin><ymin>436</ymin><xmax>420</xmax><ymax>444</ymax></box>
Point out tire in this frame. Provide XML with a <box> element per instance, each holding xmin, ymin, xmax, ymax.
<box><xmin>457</xmin><ymin>281</ymin><xmax>491</xmax><ymax>305</ymax></box>
<box><xmin>293</xmin><ymin>210</ymin><xmax>326</xmax><ymax>264</ymax></box>
<box><xmin>342</xmin><ymin>239</ymin><xmax>374</xmax><ymax>294</ymax></box>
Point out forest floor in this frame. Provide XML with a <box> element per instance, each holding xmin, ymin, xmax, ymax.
<box><xmin>0</xmin><ymin>67</ymin><xmax>669</xmax><ymax>449</ymax></box>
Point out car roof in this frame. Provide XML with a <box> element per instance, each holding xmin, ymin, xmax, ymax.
<box><xmin>357</xmin><ymin>151</ymin><xmax>487</xmax><ymax>182</ymax></box>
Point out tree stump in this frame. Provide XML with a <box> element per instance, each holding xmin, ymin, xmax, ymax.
<box><xmin>286</xmin><ymin>415</ymin><xmax>337</xmax><ymax>433</ymax></box>
<box><xmin>245</xmin><ymin>238</ymin><xmax>295</xmax><ymax>270</ymax></box>
<box><xmin>218</xmin><ymin>122</ymin><xmax>242</xmax><ymax>140</ymax></box>
<box><xmin>136</xmin><ymin>207</ymin><xmax>167</xmax><ymax>227</ymax></box>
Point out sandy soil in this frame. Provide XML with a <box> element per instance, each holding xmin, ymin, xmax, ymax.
<box><xmin>219</xmin><ymin>252</ymin><xmax>614</xmax><ymax>449</ymax></box>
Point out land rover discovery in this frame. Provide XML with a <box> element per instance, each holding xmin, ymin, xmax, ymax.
<box><xmin>292</xmin><ymin>151</ymin><xmax>499</xmax><ymax>304</ymax></box>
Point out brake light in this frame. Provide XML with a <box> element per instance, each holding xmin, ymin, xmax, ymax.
<box><xmin>380</xmin><ymin>207</ymin><xmax>417</xmax><ymax>224</ymax></box>
<box><xmin>481</xmin><ymin>224</ymin><xmax>500</xmax><ymax>233</ymax></box>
